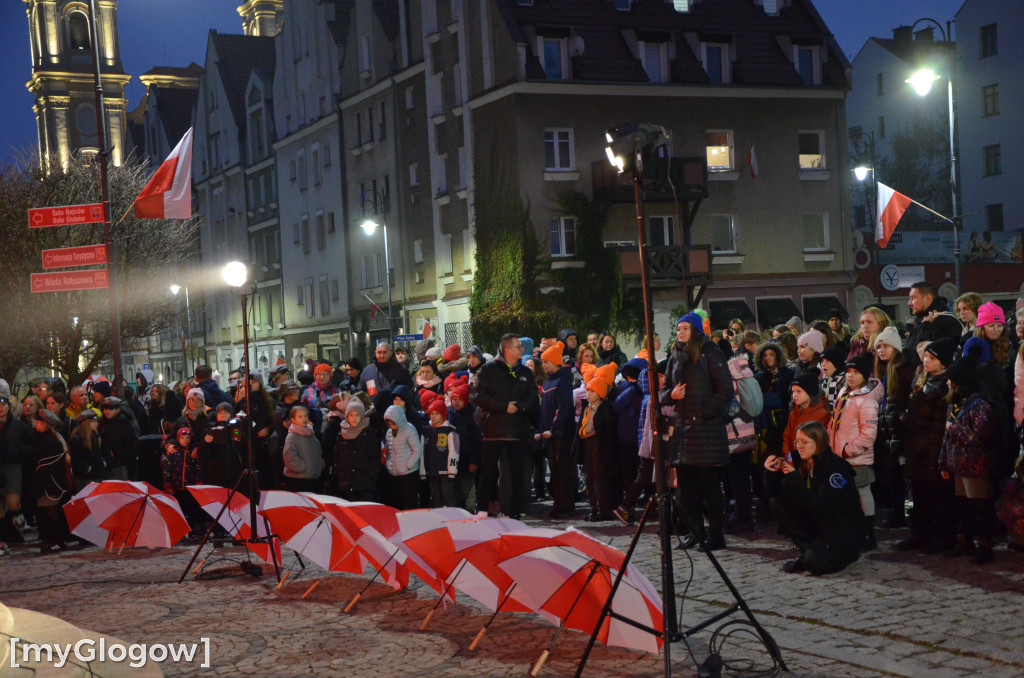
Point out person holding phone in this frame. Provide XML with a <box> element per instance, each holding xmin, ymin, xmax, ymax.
<box><xmin>765</xmin><ymin>421</ymin><xmax>862</xmax><ymax>574</ymax></box>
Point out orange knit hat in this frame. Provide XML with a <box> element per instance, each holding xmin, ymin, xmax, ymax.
<box><xmin>541</xmin><ymin>340</ymin><xmax>564</xmax><ymax>366</ymax></box>
<box><xmin>580</xmin><ymin>363</ymin><xmax>598</xmax><ymax>383</ymax></box>
<box><xmin>586</xmin><ymin>375</ymin><xmax>611</xmax><ymax>399</ymax></box>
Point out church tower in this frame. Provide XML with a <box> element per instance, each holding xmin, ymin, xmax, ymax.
<box><xmin>237</xmin><ymin>0</ymin><xmax>284</xmax><ymax>37</ymax></box>
<box><xmin>24</xmin><ymin>0</ymin><xmax>131</xmax><ymax>172</ymax></box>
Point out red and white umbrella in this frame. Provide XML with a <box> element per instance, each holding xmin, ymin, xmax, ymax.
<box><xmin>256</xmin><ymin>491</ymin><xmax>364</xmax><ymax>575</ymax></box>
<box><xmin>186</xmin><ymin>485</ymin><xmax>281</xmax><ymax>565</ymax></box>
<box><xmin>496</xmin><ymin>526</ymin><xmax>663</xmax><ymax>670</ymax></box>
<box><xmin>63</xmin><ymin>480</ymin><xmax>189</xmax><ymax>553</ymax></box>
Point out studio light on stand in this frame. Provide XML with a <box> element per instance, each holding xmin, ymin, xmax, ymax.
<box><xmin>575</xmin><ymin>124</ymin><xmax>786</xmax><ymax>678</ymax></box>
<box><xmin>179</xmin><ymin>261</ymin><xmax>282</xmax><ymax>582</ymax></box>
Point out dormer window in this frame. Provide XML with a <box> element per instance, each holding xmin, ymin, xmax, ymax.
<box><xmin>66</xmin><ymin>10</ymin><xmax>90</xmax><ymax>51</ymax></box>
<box><xmin>701</xmin><ymin>41</ymin><xmax>731</xmax><ymax>84</ymax></box>
<box><xmin>793</xmin><ymin>44</ymin><xmax>821</xmax><ymax>85</ymax></box>
<box><xmin>539</xmin><ymin>36</ymin><xmax>569</xmax><ymax>79</ymax></box>
<box><xmin>640</xmin><ymin>41</ymin><xmax>668</xmax><ymax>83</ymax></box>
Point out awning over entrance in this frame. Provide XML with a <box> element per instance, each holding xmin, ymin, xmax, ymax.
<box><xmin>756</xmin><ymin>297</ymin><xmax>802</xmax><ymax>330</ymax></box>
<box><xmin>802</xmin><ymin>296</ymin><xmax>847</xmax><ymax>323</ymax></box>
<box><xmin>708</xmin><ymin>300</ymin><xmax>755</xmax><ymax>329</ymax></box>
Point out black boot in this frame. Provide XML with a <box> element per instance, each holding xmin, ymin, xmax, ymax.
<box><xmin>970</xmin><ymin>538</ymin><xmax>994</xmax><ymax>565</ymax></box>
<box><xmin>702</xmin><ymin>524</ymin><xmax>726</xmax><ymax>552</ymax></box>
<box><xmin>862</xmin><ymin>516</ymin><xmax>877</xmax><ymax>551</ymax></box>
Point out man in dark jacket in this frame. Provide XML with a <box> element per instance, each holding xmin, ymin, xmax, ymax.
<box><xmin>358</xmin><ymin>342</ymin><xmax>414</xmax><ymax>410</ymax></box>
<box><xmin>99</xmin><ymin>397</ymin><xmax>139</xmax><ymax>480</ymax></box>
<box><xmin>904</xmin><ymin>282</ymin><xmax>964</xmax><ymax>365</ymax></box>
<box><xmin>194</xmin><ymin>365</ymin><xmax>232</xmax><ymax>407</ymax></box>
<box><xmin>539</xmin><ymin>341</ymin><xmax>577</xmax><ymax>518</ymax></box>
<box><xmin>611</xmin><ymin>358</ymin><xmax>645</xmax><ymax>509</ymax></box>
<box><xmin>472</xmin><ymin>334</ymin><xmax>539</xmax><ymax>519</ymax></box>
<box><xmin>662</xmin><ymin>312</ymin><xmax>733</xmax><ymax>551</ymax></box>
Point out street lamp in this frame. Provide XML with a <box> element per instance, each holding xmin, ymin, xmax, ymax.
<box><xmin>359</xmin><ymin>188</ymin><xmax>394</xmax><ymax>342</ymax></box>
<box><xmin>905</xmin><ymin>17</ymin><xmax>960</xmax><ymax>294</ymax></box>
<box><xmin>170</xmin><ymin>284</ymin><xmax>193</xmax><ymax>378</ymax></box>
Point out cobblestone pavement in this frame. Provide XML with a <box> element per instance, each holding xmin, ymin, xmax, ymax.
<box><xmin>4</xmin><ymin>504</ymin><xmax>1024</xmax><ymax>677</ymax></box>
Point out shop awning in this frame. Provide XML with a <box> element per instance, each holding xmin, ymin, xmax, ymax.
<box><xmin>802</xmin><ymin>296</ymin><xmax>847</xmax><ymax>324</ymax></box>
<box><xmin>708</xmin><ymin>300</ymin><xmax>755</xmax><ymax>329</ymax></box>
<box><xmin>756</xmin><ymin>297</ymin><xmax>802</xmax><ymax>330</ymax></box>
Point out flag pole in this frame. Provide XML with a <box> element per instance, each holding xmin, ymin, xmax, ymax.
<box><xmin>908</xmin><ymin>199</ymin><xmax>954</xmax><ymax>224</ymax></box>
<box><xmin>907</xmin><ymin>198</ymin><xmax>961</xmax><ymax>295</ymax></box>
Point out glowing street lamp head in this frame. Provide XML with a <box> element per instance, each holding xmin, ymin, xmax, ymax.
<box><xmin>169</xmin><ymin>284</ymin><xmax>181</xmax><ymax>296</ymax></box>
<box><xmin>360</xmin><ymin>219</ymin><xmax>379</xmax><ymax>236</ymax></box>
<box><xmin>907</xmin><ymin>69</ymin><xmax>940</xmax><ymax>96</ymax></box>
<box><xmin>221</xmin><ymin>261</ymin><xmax>248</xmax><ymax>288</ymax></box>
<box><xmin>853</xmin><ymin>166</ymin><xmax>871</xmax><ymax>181</ymax></box>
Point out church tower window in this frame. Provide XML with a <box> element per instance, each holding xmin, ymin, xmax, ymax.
<box><xmin>66</xmin><ymin>10</ymin><xmax>91</xmax><ymax>51</ymax></box>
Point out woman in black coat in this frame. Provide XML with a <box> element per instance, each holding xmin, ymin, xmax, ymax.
<box><xmin>662</xmin><ymin>312</ymin><xmax>733</xmax><ymax>550</ymax></box>
<box><xmin>331</xmin><ymin>399</ymin><xmax>380</xmax><ymax>501</ymax></box>
<box><xmin>765</xmin><ymin>421</ymin><xmax>862</xmax><ymax>575</ymax></box>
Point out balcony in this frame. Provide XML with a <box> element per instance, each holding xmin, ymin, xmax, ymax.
<box><xmin>617</xmin><ymin>244</ymin><xmax>712</xmax><ymax>289</ymax></box>
<box><xmin>592</xmin><ymin>156</ymin><xmax>708</xmax><ymax>204</ymax></box>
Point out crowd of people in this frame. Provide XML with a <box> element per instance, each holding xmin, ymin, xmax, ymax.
<box><xmin>3</xmin><ymin>281</ymin><xmax>1024</xmax><ymax>576</ymax></box>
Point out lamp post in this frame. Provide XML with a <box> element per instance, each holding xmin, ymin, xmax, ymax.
<box><xmin>853</xmin><ymin>129</ymin><xmax>880</xmax><ymax>303</ymax></box>
<box><xmin>905</xmin><ymin>18</ymin><xmax>960</xmax><ymax>294</ymax></box>
<box><xmin>170</xmin><ymin>284</ymin><xmax>193</xmax><ymax>379</ymax></box>
<box><xmin>221</xmin><ymin>261</ymin><xmax>256</xmax><ymax>526</ymax></box>
<box><xmin>360</xmin><ymin>188</ymin><xmax>393</xmax><ymax>341</ymax></box>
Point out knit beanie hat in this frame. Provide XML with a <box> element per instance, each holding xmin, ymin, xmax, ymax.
<box><xmin>427</xmin><ymin>398</ymin><xmax>449</xmax><ymax>419</ymax></box>
<box><xmin>451</xmin><ymin>384</ymin><xmax>470</xmax><ymax>405</ymax></box>
<box><xmin>247</xmin><ymin>369</ymin><xmax>264</xmax><ymax>388</ymax></box>
<box><xmin>541</xmin><ymin>341</ymin><xmax>564</xmax><ymax>366</ymax></box>
<box><xmin>923</xmin><ymin>336</ymin><xmax>957</xmax><ymax>367</ymax></box>
<box><xmin>314</xmin><ymin>362</ymin><xmax>332</xmax><ymax>376</ymax></box>
<box><xmin>586</xmin><ymin>375</ymin><xmax>611</xmax><ymax>399</ymax></box>
<box><xmin>845</xmin><ymin>353</ymin><xmax>873</xmax><ymax>382</ymax></box>
<box><xmin>467</xmin><ymin>345</ymin><xmax>484</xmax><ymax>361</ymax></box>
<box><xmin>961</xmin><ymin>335</ymin><xmax>991</xmax><ymax>364</ymax></box>
<box><xmin>186</xmin><ymin>388</ymin><xmax>205</xmax><ymax>403</ymax></box>
<box><xmin>797</xmin><ymin>330</ymin><xmax>824</xmax><ymax>355</ymax></box>
<box><xmin>947</xmin><ymin>341</ymin><xmax>983</xmax><ymax>387</ymax></box>
<box><xmin>793</xmin><ymin>368</ymin><xmax>821</xmax><ymax>399</ymax></box>
<box><xmin>580</xmin><ymin>363</ymin><xmax>598</xmax><ymax>383</ymax></box>
<box><xmin>677</xmin><ymin>312</ymin><xmax>705</xmax><ymax>334</ymax></box>
<box><xmin>425</xmin><ymin>346</ymin><xmax>443</xmax><ymax>360</ymax></box>
<box><xmin>419</xmin><ymin>389</ymin><xmax>439</xmax><ymax>410</ymax></box>
<box><xmin>976</xmin><ymin>302</ymin><xmax>1005</xmax><ymax>327</ymax></box>
<box><xmin>443</xmin><ymin>343</ymin><xmax>462</xmax><ymax>362</ymax></box>
<box><xmin>820</xmin><ymin>346</ymin><xmax>847</xmax><ymax>372</ymax></box>
<box><xmin>92</xmin><ymin>380</ymin><xmax>112</xmax><ymax>398</ymax></box>
<box><xmin>827</xmin><ymin>308</ymin><xmax>844</xmax><ymax>322</ymax></box>
<box><xmin>596</xmin><ymin>363</ymin><xmax>618</xmax><ymax>385</ymax></box>
<box><xmin>786</xmin><ymin>316</ymin><xmax>803</xmax><ymax>332</ymax></box>
<box><xmin>346</xmin><ymin>357</ymin><xmax>363</xmax><ymax>371</ymax></box>
<box><xmin>873</xmin><ymin>326</ymin><xmax>903</xmax><ymax>353</ymax></box>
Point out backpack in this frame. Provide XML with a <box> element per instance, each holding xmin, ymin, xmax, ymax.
<box><xmin>727</xmin><ymin>357</ymin><xmax>763</xmax><ymax>423</ymax></box>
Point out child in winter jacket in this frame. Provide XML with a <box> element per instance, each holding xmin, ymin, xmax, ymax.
<box><xmin>282</xmin><ymin>406</ymin><xmax>325</xmax><ymax>492</ymax></box>
<box><xmin>161</xmin><ymin>425</ymin><xmax>205</xmax><ymax>532</ymax></box>
<box><xmin>331</xmin><ymin>399</ymin><xmax>380</xmax><ymax>501</ymax></box>
<box><xmin>423</xmin><ymin>399</ymin><xmax>459</xmax><ymax>507</ymax></box>
<box><xmin>384</xmin><ymin>404</ymin><xmax>422</xmax><ymax>510</ymax></box>
<box><xmin>448</xmin><ymin>384</ymin><xmax>482</xmax><ymax>512</ymax></box>
<box><xmin>579</xmin><ymin>366</ymin><xmax>618</xmax><ymax>521</ymax></box>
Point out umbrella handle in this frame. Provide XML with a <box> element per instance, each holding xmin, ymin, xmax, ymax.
<box><xmin>419</xmin><ymin>608</ymin><xmax>436</xmax><ymax>631</ymax></box>
<box><xmin>192</xmin><ymin>557</ymin><xmax>207</xmax><ymax>575</ymax></box>
<box><xmin>276</xmin><ymin>570</ymin><xmax>290</xmax><ymax>590</ymax></box>
<box><xmin>343</xmin><ymin>592</ymin><xmax>361</xmax><ymax>613</ymax></box>
<box><xmin>530</xmin><ymin>649</ymin><xmax>550</xmax><ymax>677</ymax></box>
<box><xmin>468</xmin><ymin>627</ymin><xmax>486</xmax><ymax>651</ymax></box>
<box><xmin>301</xmin><ymin>578</ymin><xmax>322</xmax><ymax>600</ymax></box>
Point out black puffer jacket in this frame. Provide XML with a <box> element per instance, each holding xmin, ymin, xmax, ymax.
<box><xmin>99</xmin><ymin>412</ymin><xmax>139</xmax><ymax>469</ymax></box>
<box><xmin>661</xmin><ymin>335</ymin><xmax>732</xmax><ymax>467</ymax></box>
<box><xmin>877</xmin><ymin>359</ymin><xmax>915</xmax><ymax>456</ymax></box>
<box><xmin>904</xmin><ymin>298</ymin><xmax>964</xmax><ymax>365</ymax></box>
<box><xmin>903</xmin><ymin>372</ymin><xmax>949</xmax><ymax>482</ymax></box>
<box><xmin>472</xmin><ymin>357</ymin><xmax>539</xmax><ymax>440</ymax></box>
<box><xmin>754</xmin><ymin>344</ymin><xmax>795</xmax><ymax>451</ymax></box>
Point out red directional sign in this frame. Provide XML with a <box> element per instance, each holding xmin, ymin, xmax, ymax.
<box><xmin>28</xmin><ymin>203</ymin><xmax>105</xmax><ymax>229</ymax></box>
<box><xmin>41</xmin><ymin>244</ymin><xmax>108</xmax><ymax>270</ymax></box>
<box><xmin>31</xmin><ymin>268</ymin><xmax>109</xmax><ymax>293</ymax></box>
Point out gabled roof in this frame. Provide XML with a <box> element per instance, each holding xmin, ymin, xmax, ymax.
<box><xmin>210</xmin><ymin>32</ymin><xmax>276</xmax><ymax>130</ymax></box>
<box><xmin>497</xmin><ymin>0</ymin><xmax>849</xmax><ymax>88</ymax></box>
<box><xmin>142</xmin><ymin>63</ymin><xmax>205</xmax><ymax>80</ymax></box>
<box><xmin>867</xmin><ymin>36</ymin><xmax>954</xmax><ymax>67</ymax></box>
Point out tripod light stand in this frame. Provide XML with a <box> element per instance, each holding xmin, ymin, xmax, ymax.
<box><xmin>179</xmin><ymin>261</ymin><xmax>282</xmax><ymax>582</ymax></box>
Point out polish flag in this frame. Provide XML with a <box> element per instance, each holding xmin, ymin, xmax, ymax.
<box><xmin>875</xmin><ymin>182</ymin><xmax>913</xmax><ymax>249</ymax></box>
<box><xmin>747</xmin><ymin>144</ymin><xmax>758</xmax><ymax>179</ymax></box>
<box><xmin>423</xmin><ymin>321</ymin><xmax>433</xmax><ymax>340</ymax></box>
<box><xmin>134</xmin><ymin>128</ymin><xmax>194</xmax><ymax>219</ymax></box>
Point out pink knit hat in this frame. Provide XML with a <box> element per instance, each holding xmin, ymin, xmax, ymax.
<box><xmin>976</xmin><ymin>302</ymin><xmax>1005</xmax><ymax>327</ymax></box>
<box><xmin>797</xmin><ymin>329</ymin><xmax>824</xmax><ymax>355</ymax></box>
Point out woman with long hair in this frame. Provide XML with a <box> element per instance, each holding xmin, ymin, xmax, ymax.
<box><xmin>872</xmin><ymin>326</ymin><xmax>916</xmax><ymax>528</ymax></box>
<box><xmin>597</xmin><ymin>332</ymin><xmax>628</xmax><ymax>371</ymax></box>
<box><xmin>955</xmin><ymin>292</ymin><xmax>983</xmax><ymax>336</ymax></box>
<box><xmin>33</xmin><ymin>410</ymin><xmax>73</xmax><ymax>554</ymax></box>
<box><xmin>847</xmin><ymin>307</ymin><xmax>892</xmax><ymax>361</ymax></box>
<box><xmin>663</xmin><ymin>312</ymin><xmax>733</xmax><ymax>550</ymax></box>
<box><xmin>764</xmin><ymin>421</ymin><xmax>863</xmax><ymax>574</ymax></box>
<box><xmin>775</xmin><ymin>332</ymin><xmax>799</xmax><ymax>370</ymax></box>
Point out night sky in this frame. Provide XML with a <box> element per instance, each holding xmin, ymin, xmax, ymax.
<box><xmin>0</xmin><ymin>0</ymin><xmax>966</xmax><ymax>164</ymax></box>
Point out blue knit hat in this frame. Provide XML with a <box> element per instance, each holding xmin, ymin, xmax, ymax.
<box><xmin>961</xmin><ymin>336</ymin><xmax>991</xmax><ymax>364</ymax></box>
<box><xmin>677</xmin><ymin>312</ymin><xmax>705</xmax><ymax>334</ymax></box>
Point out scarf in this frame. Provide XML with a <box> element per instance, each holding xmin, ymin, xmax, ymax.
<box><xmin>288</xmin><ymin>422</ymin><xmax>314</xmax><ymax>436</ymax></box>
<box><xmin>341</xmin><ymin>415</ymin><xmax>369</xmax><ymax>440</ymax></box>
<box><xmin>579</xmin><ymin>400</ymin><xmax>601</xmax><ymax>438</ymax></box>
<box><xmin>417</xmin><ymin>373</ymin><xmax>442</xmax><ymax>389</ymax></box>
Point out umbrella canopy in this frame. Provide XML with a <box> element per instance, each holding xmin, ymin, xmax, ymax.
<box><xmin>256</xmin><ymin>491</ymin><xmax>366</xmax><ymax>575</ymax></box>
<box><xmin>497</xmin><ymin>527</ymin><xmax>664</xmax><ymax>654</ymax></box>
<box><xmin>187</xmin><ymin>485</ymin><xmax>281</xmax><ymax>565</ymax></box>
<box><xmin>63</xmin><ymin>480</ymin><xmax>189</xmax><ymax>550</ymax></box>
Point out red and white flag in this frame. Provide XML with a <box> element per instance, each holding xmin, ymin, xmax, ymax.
<box><xmin>134</xmin><ymin>128</ymin><xmax>194</xmax><ymax>219</ymax></box>
<box><xmin>423</xmin><ymin>321</ymin><xmax>433</xmax><ymax>340</ymax></box>
<box><xmin>875</xmin><ymin>182</ymin><xmax>913</xmax><ymax>249</ymax></box>
<box><xmin>747</xmin><ymin>144</ymin><xmax>758</xmax><ymax>179</ymax></box>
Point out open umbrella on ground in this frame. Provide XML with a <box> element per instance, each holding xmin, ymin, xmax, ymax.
<box><xmin>495</xmin><ymin>527</ymin><xmax>664</xmax><ymax>675</ymax></box>
<box><xmin>63</xmin><ymin>480</ymin><xmax>189</xmax><ymax>554</ymax></box>
<box><xmin>186</xmin><ymin>485</ymin><xmax>282</xmax><ymax>567</ymax></box>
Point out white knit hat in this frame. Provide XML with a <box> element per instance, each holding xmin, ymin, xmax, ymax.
<box><xmin>797</xmin><ymin>329</ymin><xmax>824</xmax><ymax>355</ymax></box>
<box><xmin>874</xmin><ymin>325</ymin><xmax>903</xmax><ymax>353</ymax></box>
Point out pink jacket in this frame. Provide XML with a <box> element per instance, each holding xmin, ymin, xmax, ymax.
<box><xmin>1014</xmin><ymin>353</ymin><xmax>1024</xmax><ymax>425</ymax></box>
<box><xmin>828</xmin><ymin>379</ymin><xmax>881</xmax><ymax>467</ymax></box>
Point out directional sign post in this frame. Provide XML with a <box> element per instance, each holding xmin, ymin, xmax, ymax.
<box><xmin>41</xmin><ymin>244</ymin><xmax>108</xmax><ymax>270</ymax></box>
<box><xmin>31</xmin><ymin>268</ymin><xmax>109</xmax><ymax>293</ymax></box>
<box><xmin>393</xmin><ymin>333</ymin><xmax>424</xmax><ymax>343</ymax></box>
<box><xmin>27</xmin><ymin>203</ymin><xmax>105</xmax><ymax>229</ymax></box>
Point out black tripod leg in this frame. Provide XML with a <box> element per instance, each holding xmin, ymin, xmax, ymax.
<box><xmin>178</xmin><ymin>473</ymin><xmax>249</xmax><ymax>582</ymax></box>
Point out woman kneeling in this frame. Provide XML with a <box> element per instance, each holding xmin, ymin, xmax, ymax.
<box><xmin>765</xmin><ymin>421</ymin><xmax>862</xmax><ymax>574</ymax></box>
